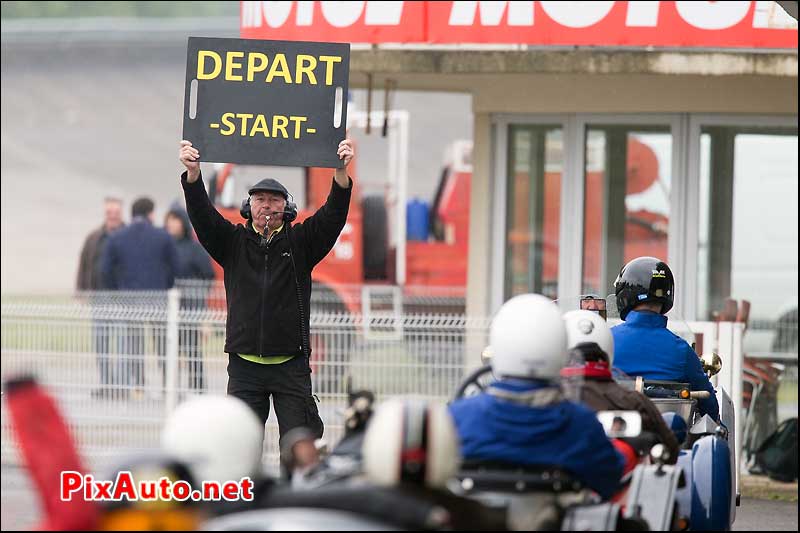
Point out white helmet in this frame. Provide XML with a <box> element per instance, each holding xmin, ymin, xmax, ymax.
<box><xmin>161</xmin><ymin>395</ymin><xmax>263</xmax><ymax>483</ymax></box>
<box><xmin>490</xmin><ymin>294</ymin><xmax>568</xmax><ymax>381</ymax></box>
<box><xmin>363</xmin><ymin>398</ymin><xmax>461</xmax><ymax>489</ymax></box>
<box><xmin>563</xmin><ymin>310</ymin><xmax>615</xmax><ymax>365</ymax></box>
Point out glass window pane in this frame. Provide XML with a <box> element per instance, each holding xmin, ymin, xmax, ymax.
<box><xmin>505</xmin><ymin>125</ymin><xmax>562</xmax><ymax>300</ymax></box>
<box><xmin>697</xmin><ymin>128</ymin><xmax>798</xmax><ymax>342</ymax></box>
<box><xmin>582</xmin><ymin>126</ymin><xmax>672</xmax><ymax>297</ymax></box>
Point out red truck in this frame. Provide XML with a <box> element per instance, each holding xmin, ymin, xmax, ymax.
<box><xmin>206</xmin><ymin>127</ymin><xmax>666</xmax><ymax>313</ymax></box>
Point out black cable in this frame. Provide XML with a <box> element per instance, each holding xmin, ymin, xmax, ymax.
<box><xmin>286</xmin><ymin>223</ymin><xmax>312</xmax><ymax>371</ymax></box>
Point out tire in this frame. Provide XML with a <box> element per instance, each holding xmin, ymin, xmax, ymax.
<box><xmin>362</xmin><ymin>195</ymin><xmax>388</xmax><ymax>280</ymax></box>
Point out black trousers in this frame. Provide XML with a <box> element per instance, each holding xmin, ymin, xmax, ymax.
<box><xmin>226</xmin><ymin>353</ymin><xmax>323</xmax><ymax>444</ymax></box>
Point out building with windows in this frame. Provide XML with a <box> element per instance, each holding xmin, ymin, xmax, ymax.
<box><xmin>243</xmin><ymin>1</ymin><xmax>798</xmax><ymax>331</ymax></box>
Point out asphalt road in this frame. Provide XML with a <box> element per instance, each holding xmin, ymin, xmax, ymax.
<box><xmin>732</xmin><ymin>497</ymin><xmax>798</xmax><ymax>531</ymax></box>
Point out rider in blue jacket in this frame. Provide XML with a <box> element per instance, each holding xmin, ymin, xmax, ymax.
<box><xmin>611</xmin><ymin>257</ymin><xmax>720</xmax><ymax>421</ymax></box>
<box><xmin>449</xmin><ymin>294</ymin><xmax>625</xmax><ymax>501</ymax></box>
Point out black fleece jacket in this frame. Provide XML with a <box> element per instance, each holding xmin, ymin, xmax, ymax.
<box><xmin>181</xmin><ymin>171</ymin><xmax>351</xmax><ymax>357</ymax></box>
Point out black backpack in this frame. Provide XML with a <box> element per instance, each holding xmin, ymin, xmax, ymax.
<box><xmin>755</xmin><ymin>417</ymin><xmax>798</xmax><ymax>482</ymax></box>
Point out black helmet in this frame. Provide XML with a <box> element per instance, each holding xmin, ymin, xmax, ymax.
<box><xmin>614</xmin><ymin>256</ymin><xmax>674</xmax><ymax>320</ymax></box>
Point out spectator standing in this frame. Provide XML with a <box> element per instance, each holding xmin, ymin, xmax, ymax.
<box><xmin>102</xmin><ymin>197</ymin><xmax>178</xmax><ymax>398</ymax></box>
<box><xmin>165</xmin><ymin>201</ymin><xmax>215</xmax><ymax>392</ymax></box>
<box><xmin>76</xmin><ymin>197</ymin><xmax>124</xmax><ymax>399</ymax></box>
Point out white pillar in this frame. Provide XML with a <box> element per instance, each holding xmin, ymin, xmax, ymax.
<box><xmin>165</xmin><ymin>288</ymin><xmax>180</xmax><ymax>415</ymax></box>
<box><xmin>717</xmin><ymin>320</ymin><xmax>744</xmax><ymax>516</ymax></box>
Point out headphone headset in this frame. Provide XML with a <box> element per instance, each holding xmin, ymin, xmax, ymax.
<box><xmin>240</xmin><ymin>193</ymin><xmax>298</xmax><ymax>223</ymax></box>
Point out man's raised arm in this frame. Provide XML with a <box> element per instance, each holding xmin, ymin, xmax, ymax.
<box><xmin>300</xmin><ymin>139</ymin><xmax>355</xmax><ymax>267</ymax></box>
<box><xmin>179</xmin><ymin>140</ymin><xmax>235</xmax><ymax>267</ymax></box>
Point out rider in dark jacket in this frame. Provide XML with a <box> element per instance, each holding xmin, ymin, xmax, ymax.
<box><xmin>562</xmin><ymin>309</ymin><xmax>680</xmax><ymax>464</ymax></box>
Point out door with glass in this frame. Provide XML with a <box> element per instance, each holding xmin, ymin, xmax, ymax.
<box><xmin>504</xmin><ymin>124</ymin><xmax>564</xmax><ymax>300</ymax></box>
<box><xmin>581</xmin><ymin>123</ymin><xmax>675</xmax><ymax>298</ymax></box>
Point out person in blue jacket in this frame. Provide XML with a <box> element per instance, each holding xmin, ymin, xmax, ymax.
<box><xmin>611</xmin><ymin>256</ymin><xmax>720</xmax><ymax>421</ymax></box>
<box><xmin>449</xmin><ymin>294</ymin><xmax>625</xmax><ymax>501</ymax></box>
<box><xmin>102</xmin><ymin>197</ymin><xmax>178</xmax><ymax>397</ymax></box>
<box><xmin>102</xmin><ymin>197</ymin><xmax>178</xmax><ymax>292</ymax></box>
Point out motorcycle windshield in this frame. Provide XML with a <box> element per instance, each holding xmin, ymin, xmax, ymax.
<box><xmin>554</xmin><ymin>294</ymin><xmax>609</xmax><ymax>320</ymax></box>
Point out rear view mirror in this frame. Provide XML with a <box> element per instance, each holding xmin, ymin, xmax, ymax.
<box><xmin>597</xmin><ymin>410</ymin><xmax>642</xmax><ymax>438</ymax></box>
<box><xmin>580</xmin><ymin>295</ymin><xmax>607</xmax><ymax>320</ymax></box>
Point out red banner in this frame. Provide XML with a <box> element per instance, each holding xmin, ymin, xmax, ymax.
<box><xmin>241</xmin><ymin>1</ymin><xmax>798</xmax><ymax>49</ymax></box>
<box><xmin>241</xmin><ymin>1</ymin><xmax>426</xmax><ymax>43</ymax></box>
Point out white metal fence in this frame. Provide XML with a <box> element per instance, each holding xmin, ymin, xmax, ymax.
<box><xmin>0</xmin><ymin>287</ymin><xmax>486</xmax><ymax>483</ymax></box>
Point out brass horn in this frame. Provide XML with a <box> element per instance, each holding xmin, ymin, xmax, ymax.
<box><xmin>700</xmin><ymin>352</ymin><xmax>723</xmax><ymax>377</ymax></box>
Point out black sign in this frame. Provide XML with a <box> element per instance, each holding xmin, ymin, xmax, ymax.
<box><xmin>182</xmin><ymin>37</ymin><xmax>350</xmax><ymax>168</ymax></box>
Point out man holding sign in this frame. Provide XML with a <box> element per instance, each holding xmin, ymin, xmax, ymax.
<box><xmin>183</xmin><ymin>37</ymin><xmax>350</xmax><ymax>167</ymax></box>
<box><xmin>178</xmin><ymin>137</ymin><xmax>354</xmax><ymax>447</ymax></box>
